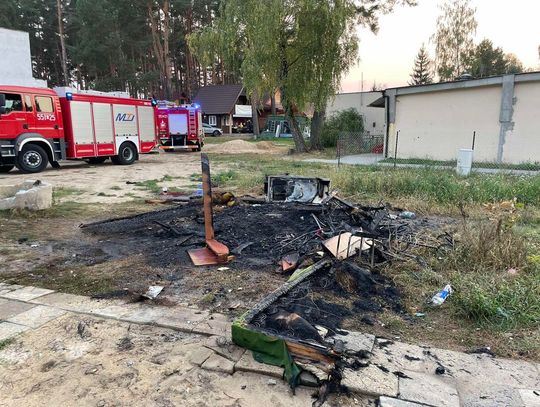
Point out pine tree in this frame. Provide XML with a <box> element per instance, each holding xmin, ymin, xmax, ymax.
<box><xmin>409</xmin><ymin>45</ymin><xmax>434</xmax><ymax>86</ymax></box>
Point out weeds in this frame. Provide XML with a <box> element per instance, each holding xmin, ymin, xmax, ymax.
<box><xmin>0</xmin><ymin>338</ymin><xmax>14</xmax><ymax>351</ymax></box>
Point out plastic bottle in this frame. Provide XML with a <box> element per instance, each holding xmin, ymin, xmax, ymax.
<box><xmin>431</xmin><ymin>284</ymin><xmax>453</xmax><ymax>306</ymax></box>
<box><xmin>399</xmin><ymin>211</ymin><xmax>416</xmax><ymax>219</ymax></box>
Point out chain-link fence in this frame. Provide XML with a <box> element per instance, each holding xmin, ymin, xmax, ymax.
<box><xmin>336</xmin><ymin>131</ymin><xmax>540</xmax><ymax>174</ymax></box>
<box><xmin>336</xmin><ymin>132</ymin><xmax>384</xmax><ymax>166</ymax></box>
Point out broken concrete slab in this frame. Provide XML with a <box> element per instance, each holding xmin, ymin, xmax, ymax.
<box><xmin>0</xmin><ymin>321</ymin><xmax>30</xmax><ymax>341</ymax></box>
<box><xmin>398</xmin><ymin>370</ymin><xmax>459</xmax><ymax>407</ymax></box>
<box><xmin>332</xmin><ymin>331</ymin><xmax>375</xmax><ymax>355</ymax></box>
<box><xmin>0</xmin><ymin>180</ymin><xmax>53</xmax><ymax>210</ymax></box>
<box><xmin>234</xmin><ymin>351</ymin><xmax>284</xmax><ymax>379</ymax></box>
<box><xmin>188</xmin><ymin>347</ymin><xmax>215</xmax><ymax>367</ymax></box>
<box><xmin>1</xmin><ymin>286</ymin><xmax>54</xmax><ymax>302</ymax></box>
<box><xmin>200</xmin><ymin>353</ymin><xmax>235</xmax><ymax>374</ymax></box>
<box><xmin>519</xmin><ymin>389</ymin><xmax>540</xmax><ymax>407</ymax></box>
<box><xmin>0</xmin><ymin>300</ymin><xmax>35</xmax><ymax>320</ymax></box>
<box><xmin>341</xmin><ymin>364</ymin><xmax>399</xmax><ymax>397</ymax></box>
<box><xmin>204</xmin><ymin>335</ymin><xmax>245</xmax><ymax>362</ymax></box>
<box><xmin>379</xmin><ymin>396</ymin><xmax>430</xmax><ymax>407</ymax></box>
<box><xmin>7</xmin><ymin>305</ymin><xmax>67</xmax><ymax>328</ymax></box>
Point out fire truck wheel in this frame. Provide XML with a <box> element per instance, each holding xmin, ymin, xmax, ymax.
<box><xmin>86</xmin><ymin>157</ymin><xmax>107</xmax><ymax>165</ymax></box>
<box><xmin>196</xmin><ymin>142</ymin><xmax>202</xmax><ymax>152</ymax></box>
<box><xmin>112</xmin><ymin>142</ymin><xmax>137</xmax><ymax>165</ymax></box>
<box><xmin>17</xmin><ymin>144</ymin><xmax>49</xmax><ymax>173</ymax></box>
<box><xmin>0</xmin><ymin>165</ymin><xmax>14</xmax><ymax>173</ymax></box>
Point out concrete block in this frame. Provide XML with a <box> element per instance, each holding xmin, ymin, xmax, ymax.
<box><xmin>519</xmin><ymin>389</ymin><xmax>540</xmax><ymax>407</ymax></box>
<box><xmin>1</xmin><ymin>286</ymin><xmax>54</xmax><ymax>301</ymax></box>
<box><xmin>191</xmin><ymin>318</ymin><xmax>230</xmax><ymax>337</ymax></box>
<box><xmin>332</xmin><ymin>331</ymin><xmax>375</xmax><ymax>354</ymax></box>
<box><xmin>0</xmin><ymin>300</ymin><xmax>35</xmax><ymax>320</ymax></box>
<box><xmin>189</xmin><ymin>347</ymin><xmax>215</xmax><ymax>367</ymax></box>
<box><xmin>7</xmin><ymin>305</ymin><xmax>66</xmax><ymax>328</ymax></box>
<box><xmin>235</xmin><ymin>351</ymin><xmax>284</xmax><ymax>379</ymax></box>
<box><xmin>204</xmin><ymin>335</ymin><xmax>245</xmax><ymax>362</ymax></box>
<box><xmin>0</xmin><ymin>321</ymin><xmax>30</xmax><ymax>341</ymax></box>
<box><xmin>200</xmin><ymin>353</ymin><xmax>235</xmax><ymax>374</ymax></box>
<box><xmin>379</xmin><ymin>396</ymin><xmax>430</xmax><ymax>407</ymax></box>
<box><xmin>0</xmin><ymin>180</ymin><xmax>53</xmax><ymax>210</ymax></box>
<box><xmin>341</xmin><ymin>364</ymin><xmax>399</xmax><ymax>397</ymax></box>
<box><xmin>398</xmin><ymin>370</ymin><xmax>459</xmax><ymax>407</ymax></box>
<box><xmin>458</xmin><ymin>382</ymin><xmax>525</xmax><ymax>407</ymax></box>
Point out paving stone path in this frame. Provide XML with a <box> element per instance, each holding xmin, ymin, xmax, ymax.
<box><xmin>1</xmin><ymin>283</ymin><xmax>539</xmax><ymax>406</ymax></box>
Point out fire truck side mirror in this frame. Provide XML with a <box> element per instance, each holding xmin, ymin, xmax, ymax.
<box><xmin>0</xmin><ymin>94</ymin><xmax>5</xmax><ymax>115</ymax></box>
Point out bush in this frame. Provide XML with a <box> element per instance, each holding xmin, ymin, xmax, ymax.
<box><xmin>321</xmin><ymin>108</ymin><xmax>365</xmax><ymax>148</ymax></box>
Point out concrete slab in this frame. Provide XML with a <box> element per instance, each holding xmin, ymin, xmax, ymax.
<box><xmin>379</xmin><ymin>396</ymin><xmax>430</xmax><ymax>407</ymax></box>
<box><xmin>519</xmin><ymin>389</ymin><xmax>540</xmax><ymax>407</ymax></box>
<box><xmin>189</xmin><ymin>347</ymin><xmax>215</xmax><ymax>367</ymax></box>
<box><xmin>0</xmin><ymin>300</ymin><xmax>35</xmax><ymax>320</ymax></box>
<box><xmin>204</xmin><ymin>335</ymin><xmax>245</xmax><ymax>362</ymax></box>
<box><xmin>370</xmin><ymin>339</ymin><xmax>437</xmax><ymax>375</ymax></box>
<box><xmin>332</xmin><ymin>331</ymin><xmax>376</xmax><ymax>355</ymax></box>
<box><xmin>234</xmin><ymin>351</ymin><xmax>284</xmax><ymax>379</ymax></box>
<box><xmin>1</xmin><ymin>286</ymin><xmax>54</xmax><ymax>301</ymax></box>
<box><xmin>191</xmin><ymin>318</ymin><xmax>230</xmax><ymax>337</ymax></box>
<box><xmin>0</xmin><ymin>321</ymin><xmax>30</xmax><ymax>341</ymax></box>
<box><xmin>7</xmin><ymin>305</ymin><xmax>66</xmax><ymax>328</ymax></box>
<box><xmin>399</xmin><ymin>370</ymin><xmax>459</xmax><ymax>407</ymax></box>
<box><xmin>29</xmin><ymin>292</ymin><xmax>111</xmax><ymax>313</ymax></box>
<box><xmin>341</xmin><ymin>364</ymin><xmax>399</xmax><ymax>397</ymax></box>
<box><xmin>457</xmin><ymin>382</ymin><xmax>525</xmax><ymax>407</ymax></box>
<box><xmin>90</xmin><ymin>304</ymin><xmax>134</xmax><ymax>320</ymax></box>
<box><xmin>0</xmin><ymin>285</ymin><xmax>24</xmax><ymax>296</ymax></box>
<box><xmin>200</xmin><ymin>353</ymin><xmax>235</xmax><ymax>374</ymax></box>
<box><xmin>156</xmin><ymin>308</ymin><xmax>211</xmax><ymax>334</ymax></box>
<box><xmin>119</xmin><ymin>306</ymin><xmax>167</xmax><ymax>324</ymax></box>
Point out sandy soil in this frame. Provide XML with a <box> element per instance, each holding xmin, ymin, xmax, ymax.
<box><xmin>0</xmin><ymin>314</ymin><xmax>363</xmax><ymax>407</ymax></box>
<box><xmin>203</xmin><ymin>140</ymin><xmax>288</xmax><ymax>154</ymax></box>
<box><xmin>0</xmin><ymin>152</ymin><xmax>223</xmax><ymax>204</ymax></box>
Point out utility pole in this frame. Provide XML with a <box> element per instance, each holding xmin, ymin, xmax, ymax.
<box><xmin>56</xmin><ymin>0</ymin><xmax>69</xmax><ymax>85</ymax></box>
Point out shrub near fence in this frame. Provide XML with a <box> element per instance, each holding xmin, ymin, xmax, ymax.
<box><xmin>337</xmin><ymin>132</ymin><xmax>384</xmax><ymax>157</ymax></box>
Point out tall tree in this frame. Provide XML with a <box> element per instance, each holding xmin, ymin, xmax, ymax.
<box><xmin>56</xmin><ymin>0</ymin><xmax>69</xmax><ymax>85</ymax></box>
<box><xmin>466</xmin><ymin>40</ymin><xmax>524</xmax><ymax>78</ymax></box>
<box><xmin>432</xmin><ymin>0</ymin><xmax>477</xmax><ymax>81</ymax></box>
<box><xmin>189</xmin><ymin>0</ymin><xmax>415</xmax><ymax>152</ymax></box>
<box><xmin>409</xmin><ymin>44</ymin><xmax>433</xmax><ymax>85</ymax></box>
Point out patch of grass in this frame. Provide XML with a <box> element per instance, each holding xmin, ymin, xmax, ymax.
<box><xmin>207</xmin><ymin>153</ymin><xmax>540</xmax><ymax>207</ymax></box>
<box><xmin>380</xmin><ymin>157</ymin><xmax>540</xmax><ymax>171</ymax></box>
<box><xmin>96</xmin><ymin>192</ymin><xmax>116</xmax><ymax>197</ymax></box>
<box><xmin>110</xmin><ymin>186</ymin><xmax>122</xmax><ymax>191</ymax></box>
<box><xmin>135</xmin><ymin>179</ymin><xmax>161</xmax><ymax>193</ymax></box>
<box><xmin>0</xmin><ymin>338</ymin><xmax>14</xmax><ymax>351</ymax></box>
<box><xmin>53</xmin><ymin>188</ymin><xmax>84</xmax><ymax>200</ymax></box>
<box><xmin>213</xmin><ymin>170</ymin><xmax>238</xmax><ymax>187</ymax></box>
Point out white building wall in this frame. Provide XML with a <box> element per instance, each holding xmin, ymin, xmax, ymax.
<box><xmin>504</xmin><ymin>82</ymin><xmax>540</xmax><ymax>164</ymax></box>
<box><xmin>389</xmin><ymin>86</ymin><xmax>501</xmax><ymax>162</ymax></box>
<box><xmin>327</xmin><ymin>92</ymin><xmax>386</xmax><ymax>135</ymax></box>
<box><xmin>0</xmin><ymin>27</ymin><xmax>47</xmax><ymax>87</ymax></box>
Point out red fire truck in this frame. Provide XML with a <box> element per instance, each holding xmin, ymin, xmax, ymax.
<box><xmin>0</xmin><ymin>86</ymin><xmax>157</xmax><ymax>173</ymax></box>
<box><xmin>156</xmin><ymin>103</ymin><xmax>204</xmax><ymax>152</ymax></box>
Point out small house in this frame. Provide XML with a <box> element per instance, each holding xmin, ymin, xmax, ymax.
<box><xmin>193</xmin><ymin>84</ymin><xmax>253</xmax><ymax>134</ymax></box>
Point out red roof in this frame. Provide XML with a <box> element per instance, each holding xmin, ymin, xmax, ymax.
<box><xmin>0</xmin><ymin>85</ymin><xmax>55</xmax><ymax>96</ymax></box>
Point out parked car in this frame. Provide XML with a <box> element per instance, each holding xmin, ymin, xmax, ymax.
<box><xmin>202</xmin><ymin>123</ymin><xmax>223</xmax><ymax>136</ymax></box>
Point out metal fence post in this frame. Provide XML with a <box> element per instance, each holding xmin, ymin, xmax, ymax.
<box><xmin>394</xmin><ymin>130</ymin><xmax>400</xmax><ymax>169</ymax></box>
<box><xmin>471</xmin><ymin>131</ymin><xmax>476</xmax><ymax>150</ymax></box>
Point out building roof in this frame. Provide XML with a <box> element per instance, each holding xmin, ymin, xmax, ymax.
<box><xmin>193</xmin><ymin>84</ymin><xmax>244</xmax><ymax>115</ymax></box>
<box><xmin>385</xmin><ymin>71</ymin><xmax>540</xmax><ymax>96</ymax></box>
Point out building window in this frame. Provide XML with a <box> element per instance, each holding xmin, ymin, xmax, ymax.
<box><xmin>1</xmin><ymin>93</ymin><xmax>23</xmax><ymax>113</ymax></box>
<box><xmin>25</xmin><ymin>95</ymin><xmax>33</xmax><ymax>112</ymax></box>
<box><xmin>35</xmin><ymin>96</ymin><xmax>54</xmax><ymax>113</ymax></box>
<box><xmin>208</xmin><ymin>115</ymin><xmax>217</xmax><ymax>126</ymax></box>
<box><xmin>373</xmin><ymin>122</ymin><xmax>376</xmax><ymax>128</ymax></box>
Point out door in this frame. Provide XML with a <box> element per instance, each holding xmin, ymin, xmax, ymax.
<box><xmin>33</xmin><ymin>95</ymin><xmax>61</xmax><ymax>139</ymax></box>
<box><xmin>0</xmin><ymin>92</ymin><xmax>28</xmax><ymax>139</ymax></box>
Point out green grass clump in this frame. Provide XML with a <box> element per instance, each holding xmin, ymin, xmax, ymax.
<box><xmin>0</xmin><ymin>338</ymin><xmax>14</xmax><ymax>351</ymax></box>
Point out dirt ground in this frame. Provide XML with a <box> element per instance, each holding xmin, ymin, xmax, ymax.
<box><xmin>0</xmin><ymin>152</ymin><xmax>210</xmax><ymax>204</ymax></box>
<box><xmin>0</xmin><ymin>313</ymin><xmax>366</xmax><ymax>407</ymax></box>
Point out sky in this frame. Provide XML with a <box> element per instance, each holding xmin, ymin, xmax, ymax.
<box><xmin>341</xmin><ymin>0</ymin><xmax>540</xmax><ymax>92</ymax></box>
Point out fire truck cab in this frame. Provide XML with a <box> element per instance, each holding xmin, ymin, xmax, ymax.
<box><xmin>0</xmin><ymin>85</ymin><xmax>157</xmax><ymax>173</ymax></box>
